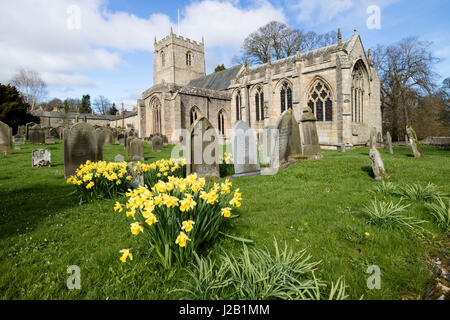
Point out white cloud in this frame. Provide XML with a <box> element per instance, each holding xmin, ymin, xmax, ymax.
<box><xmin>0</xmin><ymin>0</ymin><xmax>285</xmax><ymax>94</ymax></box>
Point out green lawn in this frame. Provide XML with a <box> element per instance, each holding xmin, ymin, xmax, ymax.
<box><xmin>0</xmin><ymin>141</ymin><xmax>448</xmax><ymax>299</ymax></box>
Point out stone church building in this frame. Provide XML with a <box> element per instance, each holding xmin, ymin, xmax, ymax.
<box><xmin>137</xmin><ymin>28</ymin><xmax>381</xmax><ymax>149</ymax></box>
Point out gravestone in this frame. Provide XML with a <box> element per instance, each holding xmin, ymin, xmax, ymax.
<box><xmin>18</xmin><ymin>125</ymin><xmax>27</xmax><ymax>136</ymax></box>
<box><xmin>231</xmin><ymin>121</ymin><xmax>260</xmax><ymax>177</ymax></box>
<box><xmin>406</xmin><ymin>125</ymin><xmax>422</xmax><ymax>158</ymax></box>
<box><xmin>259</xmin><ymin>125</ymin><xmax>276</xmax><ymax>165</ymax></box>
<box><xmin>186</xmin><ymin>117</ymin><xmax>220</xmax><ymax>179</ymax></box>
<box><xmin>114</xmin><ymin>154</ymin><xmax>125</xmax><ymax>162</ymax></box>
<box><xmin>151</xmin><ymin>135</ymin><xmax>163</xmax><ymax>152</ymax></box>
<box><xmin>45</xmin><ymin>136</ymin><xmax>55</xmax><ymax>144</ymax></box>
<box><xmin>300</xmin><ymin>107</ymin><xmax>322</xmax><ymax>159</ymax></box>
<box><xmin>64</xmin><ymin>122</ymin><xmax>102</xmax><ymax>177</ymax></box>
<box><xmin>28</xmin><ymin>125</ymin><xmax>45</xmax><ymax>145</ymax></box>
<box><xmin>32</xmin><ymin>149</ymin><xmax>51</xmax><ymax>167</ymax></box>
<box><xmin>386</xmin><ymin>131</ymin><xmax>393</xmax><ymax>154</ymax></box>
<box><xmin>369</xmin><ymin>148</ymin><xmax>388</xmax><ymax>180</ymax></box>
<box><xmin>126</xmin><ymin>162</ymin><xmax>144</xmax><ymax>189</ymax></box>
<box><xmin>13</xmin><ymin>134</ymin><xmax>25</xmax><ymax>150</ymax></box>
<box><xmin>125</xmin><ymin>131</ymin><xmax>136</xmax><ymax>154</ymax></box>
<box><xmin>269</xmin><ymin>109</ymin><xmax>302</xmax><ymax>171</ymax></box>
<box><xmin>368</xmin><ymin>127</ymin><xmax>377</xmax><ymax>149</ymax></box>
<box><xmin>25</xmin><ymin>122</ymin><xmax>38</xmax><ymax>140</ymax></box>
<box><xmin>117</xmin><ymin>133</ymin><xmax>125</xmax><ymax>146</ymax></box>
<box><xmin>0</xmin><ymin>121</ymin><xmax>13</xmax><ymax>154</ymax></box>
<box><xmin>98</xmin><ymin>127</ymin><xmax>113</xmax><ymax>146</ymax></box>
<box><xmin>129</xmin><ymin>138</ymin><xmax>145</xmax><ymax>161</ymax></box>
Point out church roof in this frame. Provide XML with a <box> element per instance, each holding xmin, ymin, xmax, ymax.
<box><xmin>187</xmin><ymin>65</ymin><xmax>243</xmax><ymax>91</ymax></box>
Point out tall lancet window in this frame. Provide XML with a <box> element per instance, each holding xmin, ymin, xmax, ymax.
<box><xmin>280</xmin><ymin>82</ymin><xmax>292</xmax><ymax>113</ymax></box>
<box><xmin>186</xmin><ymin>51</ymin><xmax>192</xmax><ymax>66</ymax></box>
<box><xmin>218</xmin><ymin>110</ymin><xmax>225</xmax><ymax>135</ymax></box>
<box><xmin>352</xmin><ymin>62</ymin><xmax>366</xmax><ymax>123</ymax></box>
<box><xmin>255</xmin><ymin>87</ymin><xmax>264</xmax><ymax>121</ymax></box>
<box><xmin>190</xmin><ymin>106</ymin><xmax>199</xmax><ymax>125</ymax></box>
<box><xmin>235</xmin><ymin>91</ymin><xmax>242</xmax><ymax>121</ymax></box>
<box><xmin>307</xmin><ymin>80</ymin><xmax>333</xmax><ymax>122</ymax></box>
<box><xmin>152</xmin><ymin>98</ymin><xmax>162</xmax><ymax>133</ymax></box>
<box><xmin>161</xmin><ymin>51</ymin><xmax>165</xmax><ymax>67</ymax></box>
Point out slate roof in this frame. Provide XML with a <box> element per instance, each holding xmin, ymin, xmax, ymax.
<box><xmin>187</xmin><ymin>65</ymin><xmax>243</xmax><ymax>91</ymax></box>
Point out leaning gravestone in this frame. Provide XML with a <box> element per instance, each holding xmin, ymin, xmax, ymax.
<box><xmin>186</xmin><ymin>117</ymin><xmax>220</xmax><ymax>179</ymax></box>
<box><xmin>28</xmin><ymin>125</ymin><xmax>45</xmax><ymax>145</ymax></box>
<box><xmin>386</xmin><ymin>131</ymin><xmax>393</xmax><ymax>154</ymax></box>
<box><xmin>300</xmin><ymin>107</ymin><xmax>322</xmax><ymax>160</ymax></box>
<box><xmin>0</xmin><ymin>121</ymin><xmax>13</xmax><ymax>155</ymax></box>
<box><xmin>129</xmin><ymin>139</ymin><xmax>145</xmax><ymax>161</ymax></box>
<box><xmin>406</xmin><ymin>125</ymin><xmax>422</xmax><ymax>158</ymax></box>
<box><xmin>114</xmin><ymin>154</ymin><xmax>125</xmax><ymax>162</ymax></box>
<box><xmin>369</xmin><ymin>148</ymin><xmax>388</xmax><ymax>180</ymax></box>
<box><xmin>269</xmin><ymin>109</ymin><xmax>302</xmax><ymax>171</ymax></box>
<box><xmin>231</xmin><ymin>121</ymin><xmax>260</xmax><ymax>177</ymax></box>
<box><xmin>64</xmin><ymin>122</ymin><xmax>102</xmax><ymax>177</ymax></box>
<box><xmin>151</xmin><ymin>135</ymin><xmax>163</xmax><ymax>152</ymax></box>
<box><xmin>32</xmin><ymin>149</ymin><xmax>51</xmax><ymax>167</ymax></box>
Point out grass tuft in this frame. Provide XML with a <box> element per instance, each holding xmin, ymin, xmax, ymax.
<box><xmin>425</xmin><ymin>196</ymin><xmax>450</xmax><ymax>232</ymax></box>
<box><xmin>361</xmin><ymin>199</ymin><xmax>425</xmax><ymax>232</ymax></box>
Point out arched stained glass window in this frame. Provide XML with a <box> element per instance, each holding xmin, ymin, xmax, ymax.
<box><xmin>307</xmin><ymin>80</ymin><xmax>333</xmax><ymax>122</ymax></box>
<box><xmin>352</xmin><ymin>61</ymin><xmax>366</xmax><ymax>123</ymax></box>
<box><xmin>280</xmin><ymin>82</ymin><xmax>292</xmax><ymax>114</ymax></box>
<box><xmin>152</xmin><ymin>98</ymin><xmax>162</xmax><ymax>133</ymax></box>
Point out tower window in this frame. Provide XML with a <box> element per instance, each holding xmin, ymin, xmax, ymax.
<box><xmin>186</xmin><ymin>52</ymin><xmax>192</xmax><ymax>66</ymax></box>
<box><xmin>161</xmin><ymin>52</ymin><xmax>165</xmax><ymax>67</ymax></box>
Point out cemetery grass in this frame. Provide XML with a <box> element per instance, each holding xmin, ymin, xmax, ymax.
<box><xmin>0</xmin><ymin>142</ymin><xmax>448</xmax><ymax>300</ymax></box>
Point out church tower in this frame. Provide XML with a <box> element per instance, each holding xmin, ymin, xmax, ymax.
<box><xmin>153</xmin><ymin>28</ymin><xmax>206</xmax><ymax>86</ymax></box>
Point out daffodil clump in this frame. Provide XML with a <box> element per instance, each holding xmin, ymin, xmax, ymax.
<box><xmin>66</xmin><ymin>160</ymin><xmax>132</xmax><ymax>202</ymax></box>
<box><xmin>219</xmin><ymin>152</ymin><xmax>235</xmax><ymax>177</ymax></box>
<box><xmin>115</xmin><ymin>174</ymin><xmax>242</xmax><ymax>269</ymax></box>
<box><xmin>137</xmin><ymin>158</ymin><xmax>186</xmax><ymax>187</ymax></box>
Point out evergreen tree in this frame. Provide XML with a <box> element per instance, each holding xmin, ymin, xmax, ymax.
<box><xmin>79</xmin><ymin>94</ymin><xmax>92</xmax><ymax>113</ymax></box>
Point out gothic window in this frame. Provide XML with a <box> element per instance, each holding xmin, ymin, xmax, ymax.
<box><xmin>255</xmin><ymin>87</ymin><xmax>264</xmax><ymax>121</ymax></box>
<box><xmin>152</xmin><ymin>98</ymin><xmax>162</xmax><ymax>134</ymax></box>
<box><xmin>280</xmin><ymin>82</ymin><xmax>292</xmax><ymax>113</ymax></box>
<box><xmin>186</xmin><ymin>51</ymin><xmax>192</xmax><ymax>66</ymax></box>
<box><xmin>218</xmin><ymin>110</ymin><xmax>225</xmax><ymax>135</ymax></box>
<box><xmin>235</xmin><ymin>91</ymin><xmax>242</xmax><ymax>121</ymax></box>
<box><xmin>352</xmin><ymin>61</ymin><xmax>366</xmax><ymax>123</ymax></box>
<box><xmin>190</xmin><ymin>106</ymin><xmax>199</xmax><ymax>125</ymax></box>
<box><xmin>161</xmin><ymin>52</ymin><xmax>165</xmax><ymax>67</ymax></box>
<box><xmin>307</xmin><ymin>80</ymin><xmax>333</xmax><ymax>122</ymax></box>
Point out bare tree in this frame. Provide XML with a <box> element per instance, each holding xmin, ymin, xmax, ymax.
<box><xmin>240</xmin><ymin>21</ymin><xmax>339</xmax><ymax>65</ymax></box>
<box><xmin>93</xmin><ymin>95</ymin><xmax>112</xmax><ymax>115</ymax></box>
<box><xmin>371</xmin><ymin>37</ymin><xmax>440</xmax><ymax>140</ymax></box>
<box><xmin>10</xmin><ymin>68</ymin><xmax>48</xmax><ymax>110</ymax></box>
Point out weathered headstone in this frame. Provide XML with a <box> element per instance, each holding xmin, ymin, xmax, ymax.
<box><xmin>117</xmin><ymin>133</ymin><xmax>125</xmax><ymax>146</ymax></box>
<box><xmin>386</xmin><ymin>131</ymin><xmax>393</xmax><ymax>154</ymax></box>
<box><xmin>369</xmin><ymin>148</ymin><xmax>388</xmax><ymax>180</ymax></box>
<box><xmin>28</xmin><ymin>125</ymin><xmax>45</xmax><ymax>145</ymax></box>
<box><xmin>25</xmin><ymin>122</ymin><xmax>38</xmax><ymax>140</ymax></box>
<box><xmin>0</xmin><ymin>121</ymin><xmax>13</xmax><ymax>154</ymax></box>
<box><xmin>368</xmin><ymin>127</ymin><xmax>377</xmax><ymax>149</ymax></box>
<box><xmin>49</xmin><ymin>127</ymin><xmax>59</xmax><ymax>139</ymax></box>
<box><xmin>45</xmin><ymin>136</ymin><xmax>55</xmax><ymax>144</ymax></box>
<box><xmin>406</xmin><ymin>125</ymin><xmax>422</xmax><ymax>158</ymax></box>
<box><xmin>129</xmin><ymin>138</ymin><xmax>145</xmax><ymax>161</ymax></box>
<box><xmin>126</xmin><ymin>162</ymin><xmax>144</xmax><ymax>189</ymax></box>
<box><xmin>125</xmin><ymin>131</ymin><xmax>136</xmax><ymax>154</ymax></box>
<box><xmin>98</xmin><ymin>127</ymin><xmax>113</xmax><ymax>146</ymax></box>
<box><xmin>259</xmin><ymin>125</ymin><xmax>276</xmax><ymax>165</ymax></box>
<box><xmin>63</xmin><ymin>122</ymin><xmax>102</xmax><ymax>177</ymax></box>
<box><xmin>300</xmin><ymin>107</ymin><xmax>322</xmax><ymax>159</ymax></box>
<box><xmin>231</xmin><ymin>121</ymin><xmax>260</xmax><ymax>177</ymax></box>
<box><xmin>32</xmin><ymin>149</ymin><xmax>51</xmax><ymax>167</ymax></box>
<box><xmin>186</xmin><ymin>117</ymin><xmax>220</xmax><ymax>179</ymax></box>
<box><xmin>18</xmin><ymin>125</ymin><xmax>27</xmax><ymax>136</ymax></box>
<box><xmin>269</xmin><ymin>109</ymin><xmax>302</xmax><ymax>171</ymax></box>
<box><xmin>114</xmin><ymin>154</ymin><xmax>125</xmax><ymax>162</ymax></box>
<box><xmin>13</xmin><ymin>134</ymin><xmax>25</xmax><ymax>150</ymax></box>
<box><xmin>151</xmin><ymin>135</ymin><xmax>163</xmax><ymax>152</ymax></box>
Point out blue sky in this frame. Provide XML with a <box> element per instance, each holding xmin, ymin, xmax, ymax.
<box><xmin>0</xmin><ymin>0</ymin><xmax>449</xmax><ymax>110</ymax></box>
